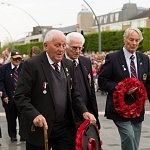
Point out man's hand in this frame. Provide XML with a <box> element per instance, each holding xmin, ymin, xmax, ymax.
<box><xmin>0</xmin><ymin>91</ymin><xmax>2</xmax><ymax>97</ymax></box>
<box><xmin>3</xmin><ymin>97</ymin><xmax>9</xmax><ymax>104</ymax></box>
<box><xmin>83</xmin><ymin>112</ymin><xmax>96</xmax><ymax>124</ymax></box>
<box><xmin>33</xmin><ymin>115</ymin><xmax>48</xmax><ymax>129</ymax></box>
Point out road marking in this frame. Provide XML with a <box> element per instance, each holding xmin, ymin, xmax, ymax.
<box><xmin>0</xmin><ymin>111</ymin><xmax>150</xmax><ymax>117</ymax></box>
<box><xmin>0</xmin><ymin>112</ymin><xmax>6</xmax><ymax>116</ymax></box>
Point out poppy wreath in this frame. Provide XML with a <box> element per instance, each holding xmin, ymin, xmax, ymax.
<box><xmin>113</xmin><ymin>77</ymin><xmax>147</xmax><ymax>118</ymax></box>
<box><xmin>75</xmin><ymin>119</ymin><xmax>102</xmax><ymax>150</ymax></box>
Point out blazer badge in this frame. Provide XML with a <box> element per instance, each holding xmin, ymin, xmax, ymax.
<box><xmin>143</xmin><ymin>74</ymin><xmax>147</xmax><ymax>81</ymax></box>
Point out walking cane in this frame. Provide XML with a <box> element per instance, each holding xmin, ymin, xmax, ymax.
<box><xmin>44</xmin><ymin>126</ymin><xmax>48</xmax><ymax>150</ymax></box>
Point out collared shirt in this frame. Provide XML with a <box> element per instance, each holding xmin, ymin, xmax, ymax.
<box><xmin>65</xmin><ymin>53</ymin><xmax>79</xmax><ymax>65</ymax></box>
<box><xmin>11</xmin><ymin>63</ymin><xmax>19</xmax><ymax>70</ymax></box>
<box><xmin>123</xmin><ymin>47</ymin><xmax>138</xmax><ymax>77</ymax></box>
<box><xmin>46</xmin><ymin>52</ymin><xmax>61</xmax><ymax>71</ymax></box>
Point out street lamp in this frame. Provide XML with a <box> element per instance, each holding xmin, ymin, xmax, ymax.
<box><xmin>82</xmin><ymin>0</ymin><xmax>101</xmax><ymax>52</ymax></box>
<box><xmin>0</xmin><ymin>2</ymin><xmax>42</xmax><ymax>35</ymax></box>
<box><xmin>0</xmin><ymin>24</ymin><xmax>13</xmax><ymax>42</ymax></box>
<box><xmin>0</xmin><ymin>23</ymin><xmax>14</xmax><ymax>48</ymax></box>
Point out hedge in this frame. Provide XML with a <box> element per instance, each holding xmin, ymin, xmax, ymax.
<box><xmin>1</xmin><ymin>28</ymin><xmax>150</xmax><ymax>53</ymax></box>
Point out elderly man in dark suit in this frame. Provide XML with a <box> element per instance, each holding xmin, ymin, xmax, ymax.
<box><xmin>65</xmin><ymin>32</ymin><xmax>100</xmax><ymax>129</ymax></box>
<box><xmin>0</xmin><ymin>50</ymin><xmax>23</xmax><ymax>142</ymax></box>
<box><xmin>98</xmin><ymin>27</ymin><xmax>150</xmax><ymax>150</ymax></box>
<box><xmin>14</xmin><ymin>30</ymin><xmax>96</xmax><ymax>150</ymax></box>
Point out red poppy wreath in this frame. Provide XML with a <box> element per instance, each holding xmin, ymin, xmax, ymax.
<box><xmin>113</xmin><ymin>77</ymin><xmax>147</xmax><ymax>118</ymax></box>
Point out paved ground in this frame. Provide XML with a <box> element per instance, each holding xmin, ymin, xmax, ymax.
<box><xmin>0</xmin><ymin>93</ymin><xmax>150</xmax><ymax>149</ymax></box>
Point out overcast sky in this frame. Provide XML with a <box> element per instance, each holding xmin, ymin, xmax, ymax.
<box><xmin>0</xmin><ymin>0</ymin><xmax>149</xmax><ymax>44</ymax></box>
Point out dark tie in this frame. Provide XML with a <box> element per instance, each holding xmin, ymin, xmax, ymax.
<box><xmin>130</xmin><ymin>55</ymin><xmax>137</xmax><ymax>78</ymax></box>
<box><xmin>73</xmin><ymin>60</ymin><xmax>77</xmax><ymax>67</ymax></box>
<box><xmin>13</xmin><ymin>66</ymin><xmax>19</xmax><ymax>89</ymax></box>
<box><xmin>52</xmin><ymin>63</ymin><xmax>60</xmax><ymax>73</ymax></box>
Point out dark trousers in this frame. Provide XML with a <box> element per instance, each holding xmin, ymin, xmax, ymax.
<box><xmin>0</xmin><ymin>127</ymin><xmax>2</xmax><ymax>138</ymax></box>
<box><xmin>26</xmin><ymin>120</ymin><xmax>76</xmax><ymax>150</ymax></box>
<box><xmin>3</xmin><ymin>101</ymin><xmax>18</xmax><ymax>138</ymax></box>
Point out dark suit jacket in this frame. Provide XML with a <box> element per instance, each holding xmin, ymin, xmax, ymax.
<box><xmin>0</xmin><ymin>62</ymin><xmax>22</xmax><ymax>107</ymax></box>
<box><xmin>98</xmin><ymin>50</ymin><xmax>150</xmax><ymax>122</ymax></box>
<box><xmin>78</xmin><ymin>56</ymin><xmax>100</xmax><ymax>128</ymax></box>
<box><xmin>14</xmin><ymin>52</ymin><xmax>87</xmax><ymax>146</ymax></box>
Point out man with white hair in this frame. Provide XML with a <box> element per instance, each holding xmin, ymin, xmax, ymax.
<box><xmin>65</xmin><ymin>32</ymin><xmax>100</xmax><ymax>129</ymax></box>
<box><xmin>14</xmin><ymin>30</ymin><xmax>96</xmax><ymax>150</ymax></box>
<box><xmin>98</xmin><ymin>27</ymin><xmax>150</xmax><ymax>150</ymax></box>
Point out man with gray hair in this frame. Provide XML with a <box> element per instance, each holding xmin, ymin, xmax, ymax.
<box><xmin>98</xmin><ymin>27</ymin><xmax>150</xmax><ymax>150</ymax></box>
<box><xmin>14</xmin><ymin>30</ymin><xmax>96</xmax><ymax>150</ymax></box>
<box><xmin>65</xmin><ymin>32</ymin><xmax>100</xmax><ymax>129</ymax></box>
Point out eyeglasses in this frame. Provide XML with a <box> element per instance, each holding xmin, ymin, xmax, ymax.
<box><xmin>69</xmin><ymin>45</ymin><xmax>83</xmax><ymax>51</ymax></box>
<box><xmin>12</xmin><ymin>57</ymin><xmax>22</xmax><ymax>61</ymax></box>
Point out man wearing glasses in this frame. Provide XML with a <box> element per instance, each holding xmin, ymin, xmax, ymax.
<box><xmin>65</xmin><ymin>32</ymin><xmax>100</xmax><ymax>129</ymax></box>
<box><xmin>0</xmin><ymin>50</ymin><xmax>24</xmax><ymax>142</ymax></box>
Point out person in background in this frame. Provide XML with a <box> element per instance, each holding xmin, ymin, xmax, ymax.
<box><xmin>0</xmin><ymin>50</ymin><xmax>23</xmax><ymax>142</ymax></box>
<box><xmin>65</xmin><ymin>32</ymin><xmax>100</xmax><ymax>129</ymax></box>
<box><xmin>3</xmin><ymin>48</ymin><xmax>11</xmax><ymax>64</ymax></box>
<box><xmin>14</xmin><ymin>30</ymin><xmax>96</xmax><ymax>150</ymax></box>
<box><xmin>29</xmin><ymin>46</ymin><xmax>42</xmax><ymax>58</ymax></box>
<box><xmin>98</xmin><ymin>27</ymin><xmax>150</xmax><ymax>150</ymax></box>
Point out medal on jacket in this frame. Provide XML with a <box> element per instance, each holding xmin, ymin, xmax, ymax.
<box><xmin>43</xmin><ymin>82</ymin><xmax>48</xmax><ymax>94</ymax></box>
<box><xmin>143</xmin><ymin>74</ymin><xmax>147</xmax><ymax>81</ymax></box>
<box><xmin>122</xmin><ymin>65</ymin><xmax>126</xmax><ymax>71</ymax></box>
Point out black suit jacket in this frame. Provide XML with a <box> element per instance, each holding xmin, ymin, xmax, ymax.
<box><xmin>77</xmin><ymin>56</ymin><xmax>100</xmax><ymax>128</ymax></box>
<box><xmin>14</xmin><ymin>52</ymin><xmax>87</xmax><ymax>146</ymax></box>
<box><xmin>98</xmin><ymin>50</ymin><xmax>150</xmax><ymax>122</ymax></box>
<box><xmin>0</xmin><ymin>62</ymin><xmax>22</xmax><ymax>106</ymax></box>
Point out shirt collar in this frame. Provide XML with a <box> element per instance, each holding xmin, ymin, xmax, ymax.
<box><xmin>46</xmin><ymin>52</ymin><xmax>61</xmax><ymax>67</ymax></box>
<box><xmin>65</xmin><ymin>53</ymin><xmax>79</xmax><ymax>65</ymax></box>
<box><xmin>123</xmin><ymin>47</ymin><xmax>136</xmax><ymax>60</ymax></box>
<box><xmin>11</xmin><ymin>63</ymin><xmax>19</xmax><ymax>69</ymax></box>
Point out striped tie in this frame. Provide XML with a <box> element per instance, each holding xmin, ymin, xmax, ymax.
<box><xmin>130</xmin><ymin>55</ymin><xmax>137</xmax><ymax>78</ymax></box>
<box><xmin>52</xmin><ymin>63</ymin><xmax>60</xmax><ymax>73</ymax></box>
<box><xmin>73</xmin><ymin>60</ymin><xmax>77</xmax><ymax>67</ymax></box>
<box><xmin>13</xmin><ymin>66</ymin><xmax>18</xmax><ymax>89</ymax></box>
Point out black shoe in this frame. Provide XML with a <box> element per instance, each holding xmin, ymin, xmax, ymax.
<box><xmin>11</xmin><ymin>137</ymin><xmax>17</xmax><ymax>142</ymax></box>
<box><xmin>20</xmin><ymin>137</ymin><xmax>25</xmax><ymax>142</ymax></box>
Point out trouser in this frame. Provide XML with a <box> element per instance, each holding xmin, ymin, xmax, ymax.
<box><xmin>26</xmin><ymin>120</ymin><xmax>76</xmax><ymax>150</ymax></box>
<box><xmin>4</xmin><ymin>101</ymin><xmax>18</xmax><ymax>138</ymax></box>
<box><xmin>114</xmin><ymin>120</ymin><xmax>142</xmax><ymax>150</ymax></box>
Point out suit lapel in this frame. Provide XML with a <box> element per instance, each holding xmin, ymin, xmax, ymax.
<box><xmin>40</xmin><ymin>52</ymin><xmax>55</xmax><ymax>101</ymax></box>
<box><xmin>79</xmin><ymin>57</ymin><xmax>91</xmax><ymax>94</ymax></box>
<box><xmin>136</xmin><ymin>52</ymin><xmax>144</xmax><ymax>80</ymax></box>
<box><xmin>61</xmin><ymin>58</ymin><xmax>72</xmax><ymax>94</ymax></box>
<box><xmin>7</xmin><ymin>63</ymin><xmax>15</xmax><ymax>89</ymax></box>
<box><xmin>117</xmin><ymin>50</ymin><xmax>130</xmax><ymax>78</ymax></box>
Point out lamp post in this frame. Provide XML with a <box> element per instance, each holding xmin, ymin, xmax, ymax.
<box><xmin>0</xmin><ymin>24</ymin><xmax>13</xmax><ymax>42</ymax></box>
<box><xmin>0</xmin><ymin>23</ymin><xmax>14</xmax><ymax>48</ymax></box>
<box><xmin>82</xmin><ymin>0</ymin><xmax>101</xmax><ymax>52</ymax></box>
<box><xmin>0</xmin><ymin>2</ymin><xmax>42</xmax><ymax>35</ymax></box>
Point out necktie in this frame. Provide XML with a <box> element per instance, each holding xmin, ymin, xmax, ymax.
<box><xmin>52</xmin><ymin>63</ymin><xmax>60</xmax><ymax>73</ymax></box>
<box><xmin>13</xmin><ymin>66</ymin><xmax>19</xmax><ymax>89</ymax></box>
<box><xmin>130</xmin><ymin>55</ymin><xmax>137</xmax><ymax>78</ymax></box>
<box><xmin>73</xmin><ymin>60</ymin><xmax>77</xmax><ymax>67</ymax></box>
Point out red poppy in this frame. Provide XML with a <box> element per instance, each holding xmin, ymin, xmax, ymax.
<box><xmin>113</xmin><ymin>77</ymin><xmax>147</xmax><ymax>118</ymax></box>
